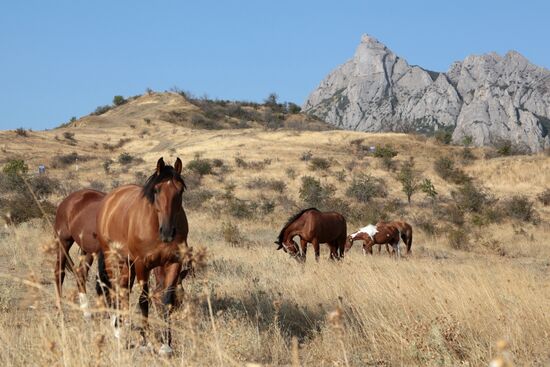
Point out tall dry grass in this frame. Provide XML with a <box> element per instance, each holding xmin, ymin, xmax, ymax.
<box><xmin>1</xmin><ymin>214</ymin><xmax>549</xmax><ymax>366</ymax></box>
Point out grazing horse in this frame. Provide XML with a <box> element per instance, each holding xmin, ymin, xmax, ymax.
<box><xmin>378</xmin><ymin>220</ymin><xmax>413</xmax><ymax>254</ymax></box>
<box><xmin>346</xmin><ymin>223</ymin><xmax>403</xmax><ymax>258</ymax></box>
<box><xmin>275</xmin><ymin>208</ymin><xmax>347</xmax><ymax>262</ymax></box>
<box><xmin>96</xmin><ymin>157</ymin><xmax>188</xmax><ymax>356</ymax></box>
<box><xmin>54</xmin><ymin>189</ymin><xmax>106</xmax><ymax>318</ymax></box>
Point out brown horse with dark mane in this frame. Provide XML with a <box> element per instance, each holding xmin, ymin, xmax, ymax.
<box><xmin>378</xmin><ymin>220</ymin><xmax>413</xmax><ymax>254</ymax></box>
<box><xmin>54</xmin><ymin>188</ymin><xmax>106</xmax><ymax>318</ymax></box>
<box><xmin>275</xmin><ymin>208</ymin><xmax>347</xmax><ymax>261</ymax></box>
<box><xmin>345</xmin><ymin>223</ymin><xmax>403</xmax><ymax>257</ymax></box>
<box><xmin>96</xmin><ymin>157</ymin><xmax>188</xmax><ymax>356</ymax></box>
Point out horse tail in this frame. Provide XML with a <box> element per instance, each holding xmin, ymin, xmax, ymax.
<box><xmin>95</xmin><ymin>250</ymin><xmax>112</xmax><ymax>297</ymax></box>
<box><xmin>406</xmin><ymin>229</ymin><xmax>413</xmax><ymax>254</ymax></box>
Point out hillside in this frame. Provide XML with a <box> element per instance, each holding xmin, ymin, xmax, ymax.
<box><xmin>0</xmin><ymin>95</ymin><xmax>550</xmax><ymax>365</ymax></box>
<box><xmin>303</xmin><ymin>34</ymin><xmax>550</xmax><ymax>153</ymax></box>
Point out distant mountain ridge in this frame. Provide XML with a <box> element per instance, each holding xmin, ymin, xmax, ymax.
<box><xmin>303</xmin><ymin>34</ymin><xmax>550</xmax><ymax>152</ymax></box>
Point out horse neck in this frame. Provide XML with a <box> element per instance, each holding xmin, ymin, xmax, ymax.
<box><xmin>284</xmin><ymin>220</ymin><xmax>302</xmax><ymax>241</ymax></box>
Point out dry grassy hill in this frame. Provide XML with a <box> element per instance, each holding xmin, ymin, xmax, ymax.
<box><xmin>0</xmin><ymin>92</ymin><xmax>549</xmax><ymax>366</ymax></box>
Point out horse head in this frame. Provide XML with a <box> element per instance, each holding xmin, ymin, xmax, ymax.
<box><xmin>275</xmin><ymin>238</ymin><xmax>300</xmax><ymax>257</ymax></box>
<box><xmin>144</xmin><ymin>157</ymin><xmax>186</xmax><ymax>243</ymax></box>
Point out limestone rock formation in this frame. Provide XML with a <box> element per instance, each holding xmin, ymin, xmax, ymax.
<box><xmin>303</xmin><ymin>35</ymin><xmax>550</xmax><ymax>152</ymax></box>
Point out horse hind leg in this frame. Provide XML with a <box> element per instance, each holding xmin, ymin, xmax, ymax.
<box><xmin>54</xmin><ymin>237</ymin><xmax>74</xmax><ymax>300</ymax></box>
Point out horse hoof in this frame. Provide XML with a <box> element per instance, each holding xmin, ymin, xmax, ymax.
<box><xmin>113</xmin><ymin>327</ymin><xmax>122</xmax><ymax>340</ymax></box>
<box><xmin>83</xmin><ymin>311</ymin><xmax>92</xmax><ymax>321</ymax></box>
<box><xmin>158</xmin><ymin>344</ymin><xmax>173</xmax><ymax>357</ymax></box>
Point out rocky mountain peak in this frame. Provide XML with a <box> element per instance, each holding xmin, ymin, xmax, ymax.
<box><xmin>303</xmin><ymin>35</ymin><xmax>550</xmax><ymax>152</ymax></box>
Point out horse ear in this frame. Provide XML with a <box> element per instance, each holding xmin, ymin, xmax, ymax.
<box><xmin>276</xmin><ymin>244</ymin><xmax>283</xmax><ymax>250</ymax></box>
<box><xmin>174</xmin><ymin>157</ymin><xmax>182</xmax><ymax>174</ymax></box>
<box><xmin>156</xmin><ymin>157</ymin><xmax>165</xmax><ymax>175</ymax></box>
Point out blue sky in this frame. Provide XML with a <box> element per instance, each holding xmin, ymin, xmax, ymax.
<box><xmin>1</xmin><ymin>0</ymin><xmax>549</xmax><ymax>130</ymax></box>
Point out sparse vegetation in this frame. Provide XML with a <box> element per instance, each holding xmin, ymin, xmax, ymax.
<box><xmin>118</xmin><ymin>152</ymin><xmax>135</xmax><ymax>165</ymax></box>
<box><xmin>397</xmin><ymin>158</ymin><xmax>419</xmax><ymax>204</ymax></box>
<box><xmin>308</xmin><ymin>157</ymin><xmax>331</xmax><ymax>171</ymax></box>
<box><xmin>434</xmin><ymin>156</ymin><xmax>470</xmax><ymax>184</ymax></box>
<box><xmin>537</xmin><ymin>188</ymin><xmax>550</xmax><ymax>206</ymax></box>
<box><xmin>187</xmin><ymin>157</ymin><xmax>213</xmax><ymax>176</ymax></box>
<box><xmin>346</xmin><ymin>173</ymin><xmax>386</xmax><ymax>203</ymax></box>
<box><xmin>434</xmin><ymin>129</ymin><xmax>452</xmax><ymax>145</ymax></box>
<box><xmin>299</xmin><ymin>176</ymin><xmax>335</xmax><ymax>208</ymax></box>
<box><xmin>15</xmin><ymin>127</ymin><xmax>28</xmax><ymax>137</ymax></box>
<box><xmin>112</xmin><ymin>95</ymin><xmax>127</xmax><ymax>106</ymax></box>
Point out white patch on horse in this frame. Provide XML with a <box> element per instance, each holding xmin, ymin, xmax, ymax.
<box><xmin>352</xmin><ymin>224</ymin><xmax>378</xmax><ymax>240</ymax></box>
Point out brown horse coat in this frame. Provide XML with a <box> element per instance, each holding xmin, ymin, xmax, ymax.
<box><xmin>54</xmin><ymin>189</ymin><xmax>106</xmax><ymax>318</ymax></box>
<box><xmin>96</xmin><ymin>157</ymin><xmax>188</xmax><ymax>355</ymax></box>
<box><xmin>378</xmin><ymin>220</ymin><xmax>413</xmax><ymax>254</ymax></box>
<box><xmin>276</xmin><ymin>208</ymin><xmax>347</xmax><ymax>261</ymax></box>
<box><xmin>346</xmin><ymin>223</ymin><xmax>403</xmax><ymax>257</ymax></box>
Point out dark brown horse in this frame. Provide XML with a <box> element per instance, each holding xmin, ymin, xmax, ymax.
<box><xmin>345</xmin><ymin>223</ymin><xmax>403</xmax><ymax>257</ymax></box>
<box><xmin>378</xmin><ymin>220</ymin><xmax>413</xmax><ymax>254</ymax></box>
<box><xmin>96</xmin><ymin>157</ymin><xmax>188</xmax><ymax>356</ymax></box>
<box><xmin>54</xmin><ymin>189</ymin><xmax>106</xmax><ymax>318</ymax></box>
<box><xmin>275</xmin><ymin>208</ymin><xmax>347</xmax><ymax>262</ymax></box>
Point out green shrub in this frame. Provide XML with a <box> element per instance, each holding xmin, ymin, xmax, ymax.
<box><xmin>434</xmin><ymin>157</ymin><xmax>470</xmax><ymax>184</ymax></box>
<box><xmin>299</xmin><ymin>176</ymin><xmax>334</xmax><ymax>208</ymax></box>
<box><xmin>28</xmin><ymin>175</ymin><xmax>60</xmax><ymax>198</ymax></box>
<box><xmin>346</xmin><ymin>173</ymin><xmax>386</xmax><ymax>203</ymax></box>
<box><xmin>118</xmin><ymin>152</ymin><xmax>134</xmax><ymax>165</ymax></box>
<box><xmin>186</xmin><ymin>158</ymin><xmax>213</xmax><ymax>176</ymax></box>
<box><xmin>287</xmin><ymin>102</ymin><xmax>301</xmax><ymax>114</ymax></box>
<box><xmin>451</xmin><ymin>181</ymin><xmax>491</xmax><ymax>214</ymax></box>
<box><xmin>308</xmin><ymin>157</ymin><xmax>331</xmax><ymax>171</ymax></box>
<box><xmin>228</xmin><ymin>198</ymin><xmax>255</xmax><ymax>219</ymax></box>
<box><xmin>373</xmin><ymin>145</ymin><xmax>398</xmax><ymax>158</ymax></box>
<box><xmin>15</xmin><ymin>127</ymin><xmax>28</xmax><ymax>137</ymax></box>
<box><xmin>2</xmin><ymin>195</ymin><xmax>56</xmax><ymax>224</ymax></box>
<box><xmin>92</xmin><ymin>105</ymin><xmax>112</xmax><ymax>115</ymax></box>
<box><xmin>51</xmin><ymin>152</ymin><xmax>81</xmax><ymax>168</ymax></box>
<box><xmin>434</xmin><ymin>130</ymin><xmax>452</xmax><ymax>145</ymax></box>
<box><xmin>500</xmin><ymin>195</ymin><xmax>537</xmax><ymax>222</ymax></box>
<box><xmin>184</xmin><ymin>189</ymin><xmax>214</xmax><ymax>209</ymax></box>
<box><xmin>3</xmin><ymin>159</ymin><xmax>28</xmax><ymax>176</ymax></box>
<box><xmin>113</xmin><ymin>95</ymin><xmax>127</xmax><ymax>106</ymax></box>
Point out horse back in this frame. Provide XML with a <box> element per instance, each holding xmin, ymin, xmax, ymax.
<box><xmin>305</xmin><ymin>210</ymin><xmax>346</xmax><ymax>242</ymax></box>
<box><xmin>55</xmin><ymin>189</ymin><xmax>105</xmax><ymax>252</ymax></box>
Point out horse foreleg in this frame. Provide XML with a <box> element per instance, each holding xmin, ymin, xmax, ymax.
<box><xmin>159</xmin><ymin>262</ymin><xmax>182</xmax><ymax>356</ymax></box>
<box><xmin>312</xmin><ymin>239</ymin><xmax>320</xmax><ymax>262</ymax></box>
<box><xmin>135</xmin><ymin>262</ymin><xmax>150</xmax><ymax>347</ymax></box>
<box><xmin>300</xmin><ymin>238</ymin><xmax>308</xmax><ymax>262</ymax></box>
<box><xmin>328</xmin><ymin>243</ymin><xmax>338</xmax><ymax>260</ymax></box>
<box><xmin>76</xmin><ymin>252</ymin><xmax>94</xmax><ymax>319</ymax></box>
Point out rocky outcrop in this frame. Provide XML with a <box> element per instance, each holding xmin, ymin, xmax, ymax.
<box><xmin>303</xmin><ymin>35</ymin><xmax>550</xmax><ymax>152</ymax></box>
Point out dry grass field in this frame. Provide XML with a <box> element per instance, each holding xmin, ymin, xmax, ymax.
<box><xmin>1</xmin><ymin>92</ymin><xmax>549</xmax><ymax>366</ymax></box>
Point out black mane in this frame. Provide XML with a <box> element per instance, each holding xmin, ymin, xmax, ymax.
<box><xmin>276</xmin><ymin>207</ymin><xmax>319</xmax><ymax>244</ymax></box>
<box><xmin>142</xmin><ymin>165</ymin><xmax>186</xmax><ymax>203</ymax></box>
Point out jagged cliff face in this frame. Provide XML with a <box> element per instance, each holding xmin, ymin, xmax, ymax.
<box><xmin>303</xmin><ymin>35</ymin><xmax>550</xmax><ymax>152</ymax></box>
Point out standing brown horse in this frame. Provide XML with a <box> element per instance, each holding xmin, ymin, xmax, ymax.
<box><xmin>378</xmin><ymin>220</ymin><xmax>413</xmax><ymax>254</ymax></box>
<box><xmin>54</xmin><ymin>189</ymin><xmax>106</xmax><ymax>318</ymax></box>
<box><xmin>345</xmin><ymin>223</ymin><xmax>403</xmax><ymax>257</ymax></box>
<box><xmin>275</xmin><ymin>208</ymin><xmax>347</xmax><ymax>262</ymax></box>
<box><xmin>96</xmin><ymin>157</ymin><xmax>188</xmax><ymax>356</ymax></box>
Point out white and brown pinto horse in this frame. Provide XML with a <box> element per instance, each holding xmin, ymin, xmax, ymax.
<box><xmin>378</xmin><ymin>220</ymin><xmax>413</xmax><ymax>254</ymax></box>
<box><xmin>345</xmin><ymin>222</ymin><xmax>403</xmax><ymax>258</ymax></box>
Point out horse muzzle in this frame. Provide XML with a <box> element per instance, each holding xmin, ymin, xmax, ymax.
<box><xmin>159</xmin><ymin>226</ymin><xmax>176</xmax><ymax>243</ymax></box>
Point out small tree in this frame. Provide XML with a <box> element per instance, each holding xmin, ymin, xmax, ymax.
<box><xmin>264</xmin><ymin>92</ymin><xmax>278</xmax><ymax>107</ymax></box>
<box><xmin>3</xmin><ymin>159</ymin><xmax>28</xmax><ymax>176</ymax></box>
<box><xmin>398</xmin><ymin>158</ymin><xmax>419</xmax><ymax>204</ymax></box>
<box><xmin>420</xmin><ymin>178</ymin><xmax>437</xmax><ymax>202</ymax></box>
<box><xmin>113</xmin><ymin>95</ymin><xmax>126</xmax><ymax>106</ymax></box>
